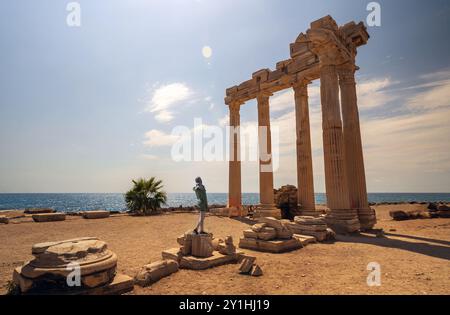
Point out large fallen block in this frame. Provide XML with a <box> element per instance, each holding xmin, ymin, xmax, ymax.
<box><xmin>238</xmin><ymin>237</ymin><xmax>302</xmax><ymax>253</ymax></box>
<box><xmin>135</xmin><ymin>259</ymin><xmax>179</xmax><ymax>287</ymax></box>
<box><xmin>257</xmin><ymin>217</ymin><xmax>284</xmax><ymax>230</ymax></box>
<box><xmin>82</xmin><ymin>210</ymin><xmax>110</xmax><ymax>219</ymax></box>
<box><xmin>257</xmin><ymin>217</ymin><xmax>293</xmax><ymax>239</ymax></box>
<box><xmin>32</xmin><ymin>213</ymin><xmax>66</xmax><ymax>222</ymax></box>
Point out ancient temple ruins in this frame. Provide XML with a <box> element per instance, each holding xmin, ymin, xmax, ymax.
<box><xmin>224</xmin><ymin>15</ymin><xmax>376</xmax><ymax>232</ymax></box>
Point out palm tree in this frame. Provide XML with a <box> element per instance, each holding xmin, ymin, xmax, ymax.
<box><xmin>125</xmin><ymin>177</ymin><xmax>167</xmax><ymax>215</ymax></box>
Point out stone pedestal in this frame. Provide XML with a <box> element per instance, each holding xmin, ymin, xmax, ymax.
<box><xmin>179</xmin><ymin>251</ymin><xmax>242</xmax><ymax>270</ymax></box>
<box><xmin>191</xmin><ymin>233</ymin><xmax>214</xmax><ymax>258</ymax></box>
<box><xmin>12</xmin><ymin>237</ymin><xmax>133</xmax><ymax>295</ymax></box>
<box><xmin>168</xmin><ymin>231</ymin><xmax>241</xmax><ymax>270</ymax></box>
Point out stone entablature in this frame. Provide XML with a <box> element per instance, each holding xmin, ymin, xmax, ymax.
<box><xmin>224</xmin><ymin>16</ymin><xmax>368</xmax><ymax>105</ymax></box>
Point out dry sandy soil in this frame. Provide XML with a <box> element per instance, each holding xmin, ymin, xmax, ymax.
<box><xmin>0</xmin><ymin>203</ymin><xmax>449</xmax><ymax>295</ymax></box>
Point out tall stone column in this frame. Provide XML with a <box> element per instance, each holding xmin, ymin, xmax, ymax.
<box><xmin>293</xmin><ymin>80</ymin><xmax>317</xmax><ymax>216</ymax></box>
<box><xmin>338</xmin><ymin>63</ymin><xmax>376</xmax><ymax>230</ymax></box>
<box><xmin>227</xmin><ymin>101</ymin><xmax>242</xmax><ymax>212</ymax></box>
<box><xmin>320</xmin><ymin>61</ymin><xmax>360</xmax><ymax>232</ymax></box>
<box><xmin>255</xmin><ymin>93</ymin><xmax>281</xmax><ymax>218</ymax></box>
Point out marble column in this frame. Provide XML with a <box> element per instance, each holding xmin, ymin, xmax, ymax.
<box><xmin>339</xmin><ymin>63</ymin><xmax>376</xmax><ymax>229</ymax></box>
<box><xmin>227</xmin><ymin>101</ymin><xmax>242</xmax><ymax>210</ymax></box>
<box><xmin>320</xmin><ymin>63</ymin><xmax>351</xmax><ymax>211</ymax></box>
<box><xmin>293</xmin><ymin>81</ymin><xmax>316</xmax><ymax>215</ymax></box>
<box><xmin>257</xmin><ymin>93</ymin><xmax>274</xmax><ymax>205</ymax></box>
<box><xmin>319</xmin><ymin>61</ymin><xmax>360</xmax><ymax>233</ymax></box>
<box><xmin>255</xmin><ymin>93</ymin><xmax>281</xmax><ymax>218</ymax></box>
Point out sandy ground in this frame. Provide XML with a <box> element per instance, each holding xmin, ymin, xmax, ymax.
<box><xmin>0</xmin><ymin>203</ymin><xmax>449</xmax><ymax>295</ymax></box>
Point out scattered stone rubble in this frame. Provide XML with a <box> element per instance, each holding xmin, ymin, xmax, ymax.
<box><xmin>12</xmin><ymin>237</ymin><xmax>133</xmax><ymax>295</ymax></box>
<box><xmin>135</xmin><ymin>231</ymin><xmax>244</xmax><ymax>288</ymax></box>
<box><xmin>390</xmin><ymin>203</ymin><xmax>450</xmax><ymax>221</ymax></box>
<box><xmin>239</xmin><ymin>216</ymin><xmax>334</xmax><ymax>253</ymax></box>
<box><xmin>429</xmin><ymin>203</ymin><xmax>450</xmax><ymax>218</ymax></box>
<box><xmin>274</xmin><ymin>185</ymin><xmax>301</xmax><ymax>218</ymax></box>
<box><xmin>0</xmin><ymin>215</ymin><xmax>9</xmax><ymax>224</ymax></box>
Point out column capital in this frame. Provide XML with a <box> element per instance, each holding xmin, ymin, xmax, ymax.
<box><xmin>228</xmin><ymin>100</ymin><xmax>243</xmax><ymax>112</ymax></box>
<box><xmin>292</xmin><ymin>78</ymin><xmax>311</xmax><ymax>91</ymax></box>
<box><xmin>256</xmin><ymin>91</ymin><xmax>273</xmax><ymax>102</ymax></box>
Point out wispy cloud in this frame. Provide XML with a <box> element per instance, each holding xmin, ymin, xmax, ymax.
<box><xmin>143</xmin><ymin>129</ymin><xmax>181</xmax><ymax>147</ymax></box>
<box><xmin>146</xmin><ymin>83</ymin><xmax>194</xmax><ymax>123</ymax></box>
<box><xmin>406</xmin><ymin>69</ymin><xmax>450</xmax><ymax>110</ymax></box>
<box><xmin>266</xmin><ymin>72</ymin><xmax>450</xmax><ymax>192</ymax></box>
<box><xmin>357</xmin><ymin>78</ymin><xmax>396</xmax><ymax>109</ymax></box>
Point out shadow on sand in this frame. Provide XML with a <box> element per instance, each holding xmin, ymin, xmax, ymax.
<box><xmin>338</xmin><ymin>232</ymin><xmax>450</xmax><ymax>261</ymax></box>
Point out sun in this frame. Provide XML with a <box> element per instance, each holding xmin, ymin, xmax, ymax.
<box><xmin>202</xmin><ymin>46</ymin><xmax>212</xmax><ymax>59</ymax></box>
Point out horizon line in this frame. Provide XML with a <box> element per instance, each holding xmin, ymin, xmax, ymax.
<box><xmin>0</xmin><ymin>192</ymin><xmax>449</xmax><ymax>194</ymax></box>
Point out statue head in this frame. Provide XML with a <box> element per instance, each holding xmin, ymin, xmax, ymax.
<box><xmin>195</xmin><ymin>177</ymin><xmax>202</xmax><ymax>184</ymax></box>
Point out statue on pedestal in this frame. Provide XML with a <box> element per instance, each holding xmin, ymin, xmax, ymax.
<box><xmin>193</xmin><ymin>177</ymin><xmax>208</xmax><ymax>234</ymax></box>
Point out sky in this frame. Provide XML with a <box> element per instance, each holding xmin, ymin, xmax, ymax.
<box><xmin>0</xmin><ymin>0</ymin><xmax>449</xmax><ymax>193</ymax></box>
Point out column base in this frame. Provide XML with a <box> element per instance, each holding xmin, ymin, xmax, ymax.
<box><xmin>325</xmin><ymin>209</ymin><xmax>360</xmax><ymax>234</ymax></box>
<box><xmin>253</xmin><ymin>204</ymin><xmax>282</xmax><ymax>219</ymax></box>
<box><xmin>212</xmin><ymin>207</ymin><xmax>247</xmax><ymax>217</ymax></box>
<box><xmin>299</xmin><ymin>207</ymin><xmax>321</xmax><ymax>217</ymax></box>
<box><xmin>357</xmin><ymin>208</ymin><xmax>377</xmax><ymax>231</ymax></box>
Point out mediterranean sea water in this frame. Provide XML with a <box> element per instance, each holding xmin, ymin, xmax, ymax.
<box><xmin>0</xmin><ymin>193</ymin><xmax>449</xmax><ymax>212</ymax></box>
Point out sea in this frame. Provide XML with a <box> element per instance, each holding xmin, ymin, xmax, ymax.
<box><xmin>0</xmin><ymin>193</ymin><xmax>449</xmax><ymax>212</ymax></box>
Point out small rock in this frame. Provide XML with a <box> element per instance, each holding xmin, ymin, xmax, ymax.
<box><xmin>239</xmin><ymin>257</ymin><xmax>256</xmax><ymax>274</ymax></box>
<box><xmin>250</xmin><ymin>264</ymin><xmax>263</xmax><ymax>277</ymax></box>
